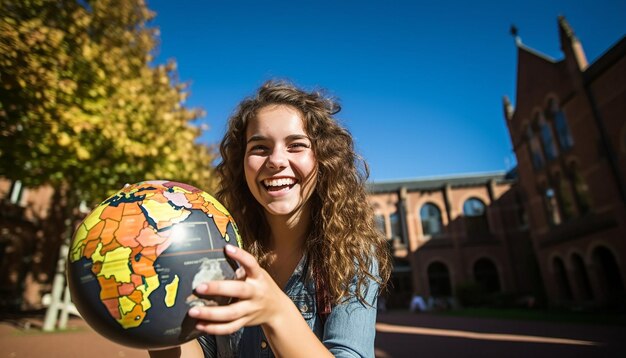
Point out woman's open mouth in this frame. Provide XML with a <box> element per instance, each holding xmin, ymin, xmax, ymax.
<box><xmin>263</xmin><ymin>177</ymin><xmax>297</xmax><ymax>192</ymax></box>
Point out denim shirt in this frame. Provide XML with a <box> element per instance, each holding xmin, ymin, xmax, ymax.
<box><xmin>198</xmin><ymin>255</ymin><xmax>379</xmax><ymax>357</ymax></box>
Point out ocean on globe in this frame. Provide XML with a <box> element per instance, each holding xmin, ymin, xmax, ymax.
<box><xmin>66</xmin><ymin>180</ymin><xmax>242</xmax><ymax>349</ymax></box>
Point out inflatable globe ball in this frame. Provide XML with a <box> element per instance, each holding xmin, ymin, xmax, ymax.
<box><xmin>67</xmin><ymin>180</ymin><xmax>242</xmax><ymax>349</ymax></box>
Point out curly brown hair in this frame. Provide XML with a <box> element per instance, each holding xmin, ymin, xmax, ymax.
<box><xmin>216</xmin><ymin>80</ymin><xmax>390</xmax><ymax>305</ymax></box>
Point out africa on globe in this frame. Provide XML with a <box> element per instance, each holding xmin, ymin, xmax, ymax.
<box><xmin>66</xmin><ymin>180</ymin><xmax>241</xmax><ymax>349</ymax></box>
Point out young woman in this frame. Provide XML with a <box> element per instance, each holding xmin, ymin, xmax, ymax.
<box><xmin>150</xmin><ymin>80</ymin><xmax>390</xmax><ymax>357</ymax></box>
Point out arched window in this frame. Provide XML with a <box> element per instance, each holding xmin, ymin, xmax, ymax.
<box><xmin>463</xmin><ymin>197</ymin><xmax>489</xmax><ymax>237</ymax></box>
<box><xmin>555</xmin><ymin>172</ymin><xmax>575</xmax><ymax>221</ymax></box>
<box><xmin>389</xmin><ymin>212</ymin><xmax>403</xmax><ymax>243</ymax></box>
<box><xmin>427</xmin><ymin>262</ymin><xmax>452</xmax><ymax>297</ymax></box>
<box><xmin>526</xmin><ymin>125</ymin><xmax>545</xmax><ymax>170</ymax></box>
<box><xmin>592</xmin><ymin>246</ymin><xmax>625</xmax><ymax>308</ymax></box>
<box><xmin>549</xmin><ymin>99</ymin><xmax>574</xmax><ymax>150</ymax></box>
<box><xmin>537</xmin><ymin>112</ymin><xmax>558</xmax><ymax>161</ymax></box>
<box><xmin>568</xmin><ymin>162</ymin><xmax>591</xmax><ymax>215</ymax></box>
<box><xmin>420</xmin><ymin>203</ymin><xmax>443</xmax><ymax>237</ymax></box>
<box><xmin>463</xmin><ymin>197</ymin><xmax>486</xmax><ymax>216</ymax></box>
<box><xmin>544</xmin><ymin>186</ymin><xmax>562</xmax><ymax>226</ymax></box>
<box><xmin>473</xmin><ymin>258</ymin><xmax>500</xmax><ymax>293</ymax></box>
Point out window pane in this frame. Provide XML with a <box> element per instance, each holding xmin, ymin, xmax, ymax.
<box><xmin>545</xmin><ymin>187</ymin><xmax>562</xmax><ymax>225</ymax></box>
<box><xmin>526</xmin><ymin>126</ymin><xmax>545</xmax><ymax>170</ymax></box>
<box><xmin>463</xmin><ymin>198</ymin><xmax>489</xmax><ymax>237</ymax></box>
<box><xmin>540</xmin><ymin>122</ymin><xmax>558</xmax><ymax>160</ymax></box>
<box><xmin>572</xmin><ymin>171</ymin><xmax>591</xmax><ymax>214</ymax></box>
<box><xmin>420</xmin><ymin>203</ymin><xmax>442</xmax><ymax>236</ymax></box>
<box><xmin>390</xmin><ymin>212</ymin><xmax>402</xmax><ymax>241</ymax></box>
<box><xmin>463</xmin><ymin>198</ymin><xmax>486</xmax><ymax>216</ymax></box>
<box><xmin>555</xmin><ymin>111</ymin><xmax>574</xmax><ymax>150</ymax></box>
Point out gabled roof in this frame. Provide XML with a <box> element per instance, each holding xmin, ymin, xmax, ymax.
<box><xmin>513</xmin><ymin>44</ymin><xmax>566</xmax><ymax>115</ymax></box>
<box><xmin>517</xmin><ymin>42</ymin><xmax>558</xmax><ymax>63</ymax></box>
<box><xmin>505</xmin><ymin>16</ymin><xmax>591</xmax><ymax>122</ymax></box>
<box><xmin>367</xmin><ymin>171</ymin><xmax>513</xmax><ymax>194</ymax></box>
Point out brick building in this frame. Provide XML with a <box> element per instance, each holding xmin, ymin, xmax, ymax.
<box><xmin>369</xmin><ymin>17</ymin><xmax>626</xmax><ymax>310</ymax></box>
<box><xmin>0</xmin><ymin>181</ymin><xmax>56</xmax><ymax>310</ymax></box>
<box><xmin>503</xmin><ymin>16</ymin><xmax>626</xmax><ymax>309</ymax></box>
<box><xmin>368</xmin><ymin>172</ymin><xmax>535</xmax><ymax>308</ymax></box>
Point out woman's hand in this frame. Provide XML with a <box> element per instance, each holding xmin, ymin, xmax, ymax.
<box><xmin>188</xmin><ymin>244</ymin><xmax>333</xmax><ymax>357</ymax></box>
<box><xmin>188</xmin><ymin>244</ymin><xmax>288</xmax><ymax>335</ymax></box>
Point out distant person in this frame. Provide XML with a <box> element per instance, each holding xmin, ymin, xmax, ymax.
<box><xmin>410</xmin><ymin>294</ymin><xmax>426</xmax><ymax>313</ymax></box>
<box><xmin>149</xmin><ymin>80</ymin><xmax>391</xmax><ymax>357</ymax></box>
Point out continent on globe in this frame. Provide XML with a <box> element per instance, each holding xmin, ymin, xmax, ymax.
<box><xmin>67</xmin><ymin>180</ymin><xmax>242</xmax><ymax>349</ymax></box>
<box><xmin>164</xmin><ymin>275</ymin><xmax>180</xmax><ymax>308</ymax></box>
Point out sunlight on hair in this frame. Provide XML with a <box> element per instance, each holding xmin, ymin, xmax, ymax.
<box><xmin>375</xmin><ymin>323</ymin><xmax>601</xmax><ymax>346</ymax></box>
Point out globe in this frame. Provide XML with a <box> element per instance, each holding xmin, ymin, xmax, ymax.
<box><xmin>67</xmin><ymin>180</ymin><xmax>242</xmax><ymax>349</ymax></box>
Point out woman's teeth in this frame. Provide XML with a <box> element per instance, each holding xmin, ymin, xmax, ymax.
<box><xmin>263</xmin><ymin>178</ymin><xmax>295</xmax><ymax>187</ymax></box>
<box><xmin>263</xmin><ymin>178</ymin><xmax>296</xmax><ymax>191</ymax></box>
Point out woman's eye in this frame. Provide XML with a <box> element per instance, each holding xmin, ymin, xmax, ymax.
<box><xmin>249</xmin><ymin>145</ymin><xmax>268</xmax><ymax>153</ymax></box>
<box><xmin>289</xmin><ymin>142</ymin><xmax>310</xmax><ymax>150</ymax></box>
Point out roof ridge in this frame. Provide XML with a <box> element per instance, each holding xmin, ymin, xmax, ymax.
<box><xmin>369</xmin><ymin>170</ymin><xmax>507</xmax><ymax>185</ymax></box>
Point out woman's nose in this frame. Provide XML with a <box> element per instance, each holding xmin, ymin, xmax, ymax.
<box><xmin>266</xmin><ymin>149</ymin><xmax>287</xmax><ymax>169</ymax></box>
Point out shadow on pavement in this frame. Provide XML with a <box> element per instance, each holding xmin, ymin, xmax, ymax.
<box><xmin>374</xmin><ymin>311</ymin><xmax>625</xmax><ymax>358</ymax></box>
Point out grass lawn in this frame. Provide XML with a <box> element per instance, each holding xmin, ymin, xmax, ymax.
<box><xmin>438</xmin><ymin>307</ymin><xmax>626</xmax><ymax>326</ymax></box>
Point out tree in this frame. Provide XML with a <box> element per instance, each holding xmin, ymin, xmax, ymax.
<box><xmin>0</xmin><ymin>0</ymin><xmax>216</xmax><ymax>315</ymax></box>
<box><xmin>1</xmin><ymin>0</ymin><xmax>216</xmax><ymax>205</ymax></box>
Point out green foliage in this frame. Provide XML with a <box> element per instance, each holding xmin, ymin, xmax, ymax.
<box><xmin>0</xmin><ymin>0</ymin><xmax>216</xmax><ymax>205</ymax></box>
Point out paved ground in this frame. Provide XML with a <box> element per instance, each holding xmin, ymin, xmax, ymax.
<box><xmin>0</xmin><ymin>314</ymin><xmax>146</xmax><ymax>358</ymax></box>
<box><xmin>1</xmin><ymin>311</ymin><xmax>624</xmax><ymax>357</ymax></box>
<box><xmin>375</xmin><ymin>311</ymin><xmax>625</xmax><ymax>358</ymax></box>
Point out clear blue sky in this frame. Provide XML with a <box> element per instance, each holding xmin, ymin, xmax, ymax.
<box><xmin>146</xmin><ymin>0</ymin><xmax>625</xmax><ymax>182</ymax></box>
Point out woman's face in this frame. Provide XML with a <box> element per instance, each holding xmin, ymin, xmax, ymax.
<box><xmin>244</xmin><ymin>104</ymin><xmax>318</xmax><ymax>219</ymax></box>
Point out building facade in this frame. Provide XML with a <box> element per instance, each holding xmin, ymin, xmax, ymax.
<box><xmin>368</xmin><ymin>172</ymin><xmax>535</xmax><ymax>308</ymax></box>
<box><xmin>503</xmin><ymin>17</ymin><xmax>626</xmax><ymax>309</ymax></box>
<box><xmin>0</xmin><ymin>180</ymin><xmax>57</xmax><ymax>310</ymax></box>
<box><xmin>368</xmin><ymin>17</ymin><xmax>626</xmax><ymax>310</ymax></box>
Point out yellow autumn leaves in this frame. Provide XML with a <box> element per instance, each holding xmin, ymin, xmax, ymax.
<box><xmin>1</xmin><ymin>0</ymin><xmax>217</xmax><ymax>203</ymax></box>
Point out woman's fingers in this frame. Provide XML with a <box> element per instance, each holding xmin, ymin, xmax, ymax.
<box><xmin>195</xmin><ymin>280</ymin><xmax>253</xmax><ymax>300</ymax></box>
<box><xmin>224</xmin><ymin>244</ymin><xmax>263</xmax><ymax>278</ymax></box>
<box><xmin>186</xmin><ymin>245</ymin><xmax>280</xmax><ymax>333</ymax></box>
<box><xmin>190</xmin><ymin>300</ymin><xmax>254</xmax><ymax>335</ymax></box>
<box><xmin>189</xmin><ymin>300</ymin><xmax>250</xmax><ymax>323</ymax></box>
<box><xmin>195</xmin><ymin>316</ymin><xmax>249</xmax><ymax>336</ymax></box>
<box><xmin>235</xmin><ymin>267</ymin><xmax>246</xmax><ymax>280</ymax></box>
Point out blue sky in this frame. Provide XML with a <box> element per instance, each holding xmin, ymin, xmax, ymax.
<box><xmin>146</xmin><ymin>0</ymin><xmax>625</xmax><ymax>182</ymax></box>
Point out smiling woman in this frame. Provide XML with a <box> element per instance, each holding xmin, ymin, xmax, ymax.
<box><xmin>148</xmin><ymin>80</ymin><xmax>391</xmax><ymax>358</ymax></box>
<box><xmin>243</xmin><ymin>104</ymin><xmax>318</xmax><ymax>221</ymax></box>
